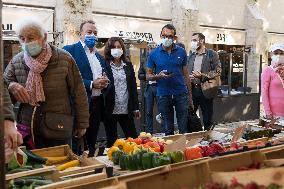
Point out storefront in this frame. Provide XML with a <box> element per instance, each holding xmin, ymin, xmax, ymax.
<box><xmin>2</xmin><ymin>4</ymin><xmax>54</xmax><ymax>67</ymax></box>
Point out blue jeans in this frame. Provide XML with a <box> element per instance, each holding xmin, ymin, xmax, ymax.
<box><xmin>158</xmin><ymin>93</ymin><xmax>189</xmax><ymax>135</ymax></box>
<box><xmin>144</xmin><ymin>84</ymin><xmax>157</xmax><ymax>134</ymax></box>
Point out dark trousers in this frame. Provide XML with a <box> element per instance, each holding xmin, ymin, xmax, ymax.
<box><xmin>86</xmin><ymin>96</ymin><xmax>104</xmax><ymax>154</ymax></box>
<box><xmin>144</xmin><ymin>84</ymin><xmax>157</xmax><ymax>134</ymax></box>
<box><xmin>192</xmin><ymin>86</ymin><xmax>213</xmax><ymax>130</ymax></box>
<box><xmin>104</xmin><ymin>114</ymin><xmax>138</xmax><ymax>147</ymax></box>
<box><xmin>157</xmin><ymin>93</ymin><xmax>189</xmax><ymax>135</ymax></box>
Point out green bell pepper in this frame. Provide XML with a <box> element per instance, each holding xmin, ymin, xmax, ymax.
<box><xmin>142</xmin><ymin>152</ymin><xmax>155</xmax><ymax>170</ymax></box>
<box><xmin>170</xmin><ymin>151</ymin><xmax>184</xmax><ymax>163</ymax></box>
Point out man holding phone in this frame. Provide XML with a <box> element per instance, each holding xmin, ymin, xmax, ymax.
<box><xmin>146</xmin><ymin>24</ymin><xmax>193</xmax><ymax>135</ymax></box>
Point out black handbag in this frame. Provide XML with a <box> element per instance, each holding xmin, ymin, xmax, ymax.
<box><xmin>187</xmin><ymin>111</ymin><xmax>203</xmax><ymax>133</ymax></box>
<box><xmin>36</xmin><ymin>103</ymin><xmax>74</xmax><ymax>140</ymax></box>
<box><xmin>40</xmin><ymin>112</ymin><xmax>73</xmax><ymax>139</ymax></box>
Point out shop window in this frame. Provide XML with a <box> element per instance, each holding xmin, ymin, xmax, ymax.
<box><xmin>3</xmin><ymin>40</ymin><xmax>21</xmax><ymax>68</ymax></box>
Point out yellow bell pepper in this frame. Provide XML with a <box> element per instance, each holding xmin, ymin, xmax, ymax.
<box><xmin>123</xmin><ymin>142</ymin><xmax>137</xmax><ymax>154</ymax></box>
<box><xmin>107</xmin><ymin>146</ymin><xmax>119</xmax><ymax>160</ymax></box>
<box><xmin>113</xmin><ymin>139</ymin><xmax>126</xmax><ymax>149</ymax></box>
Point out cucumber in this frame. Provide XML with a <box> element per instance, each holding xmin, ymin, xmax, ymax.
<box><xmin>24</xmin><ymin>179</ymin><xmax>53</xmax><ymax>186</ymax></box>
<box><xmin>22</xmin><ymin>149</ymin><xmax>47</xmax><ymax>164</ymax></box>
<box><xmin>7</xmin><ymin>167</ymin><xmax>32</xmax><ymax>174</ymax></box>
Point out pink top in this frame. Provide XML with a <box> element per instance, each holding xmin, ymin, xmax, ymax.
<box><xmin>261</xmin><ymin>67</ymin><xmax>284</xmax><ymax>116</ymax></box>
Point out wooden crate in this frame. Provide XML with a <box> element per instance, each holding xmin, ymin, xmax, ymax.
<box><xmin>6</xmin><ymin>166</ymin><xmax>57</xmax><ymax>181</ymax></box>
<box><xmin>32</xmin><ymin>145</ymin><xmax>105</xmax><ymax>177</ymax></box>
<box><xmin>36</xmin><ymin>172</ymin><xmax>107</xmax><ymax>189</ymax></box>
<box><xmin>119</xmin><ymin>160</ymin><xmax>210</xmax><ymax>189</ymax></box>
<box><xmin>208</xmin><ymin>150</ymin><xmax>266</xmax><ymax>172</ymax></box>
<box><xmin>262</xmin><ymin>146</ymin><xmax>284</xmax><ymax>160</ymax></box>
<box><xmin>211</xmin><ymin>167</ymin><xmax>284</xmax><ymax>186</ymax></box>
<box><xmin>59</xmin><ymin>177</ymin><xmax>119</xmax><ymax>189</ymax></box>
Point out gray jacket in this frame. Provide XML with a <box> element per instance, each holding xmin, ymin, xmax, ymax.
<box><xmin>187</xmin><ymin>48</ymin><xmax>221</xmax><ymax>83</ymax></box>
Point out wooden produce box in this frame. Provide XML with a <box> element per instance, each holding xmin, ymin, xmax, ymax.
<box><xmin>208</xmin><ymin>150</ymin><xmax>266</xmax><ymax>172</ymax></box>
<box><xmin>32</xmin><ymin>145</ymin><xmax>105</xmax><ymax>177</ymax></box>
<box><xmin>262</xmin><ymin>145</ymin><xmax>284</xmax><ymax>160</ymax></box>
<box><xmin>36</xmin><ymin>172</ymin><xmax>107</xmax><ymax>189</ymax></box>
<box><xmin>6</xmin><ymin>166</ymin><xmax>57</xmax><ymax>181</ymax></box>
<box><xmin>211</xmin><ymin>167</ymin><xmax>284</xmax><ymax>186</ymax></box>
<box><xmin>118</xmin><ymin>160</ymin><xmax>210</xmax><ymax>189</ymax></box>
<box><xmin>59</xmin><ymin>177</ymin><xmax>119</xmax><ymax>189</ymax></box>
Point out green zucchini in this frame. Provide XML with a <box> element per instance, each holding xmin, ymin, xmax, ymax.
<box><xmin>7</xmin><ymin>167</ymin><xmax>32</xmax><ymax>174</ymax></box>
<box><xmin>22</xmin><ymin>149</ymin><xmax>47</xmax><ymax>164</ymax></box>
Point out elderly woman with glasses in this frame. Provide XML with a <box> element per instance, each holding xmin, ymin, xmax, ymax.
<box><xmin>4</xmin><ymin>19</ymin><xmax>89</xmax><ymax>149</ymax></box>
<box><xmin>261</xmin><ymin>43</ymin><xmax>284</xmax><ymax>121</ymax></box>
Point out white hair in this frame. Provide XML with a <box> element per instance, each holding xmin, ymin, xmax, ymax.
<box><xmin>16</xmin><ymin>18</ymin><xmax>46</xmax><ymax>37</ymax></box>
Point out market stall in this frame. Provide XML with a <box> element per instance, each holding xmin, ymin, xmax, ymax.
<box><xmin>4</xmin><ymin>120</ymin><xmax>284</xmax><ymax>188</ymax></box>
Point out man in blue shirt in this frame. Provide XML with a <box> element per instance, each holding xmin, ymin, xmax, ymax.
<box><xmin>146</xmin><ymin>24</ymin><xmax>193</xmax><ymax>135</ymax></box>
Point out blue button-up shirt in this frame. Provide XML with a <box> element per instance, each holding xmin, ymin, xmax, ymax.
<box><xmin>147</xmin><ymin>44</ymin><xmax>188</xmax><ymax>96</ymax></box>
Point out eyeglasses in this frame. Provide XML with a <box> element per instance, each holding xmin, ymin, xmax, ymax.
<box><xmin>161</xmin><ymin>35</ymin><xmax>174</xmax><ymax>39</ymax></box>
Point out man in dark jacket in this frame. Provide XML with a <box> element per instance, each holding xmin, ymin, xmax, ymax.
<box><xmin>187</xmin><ymin>33</ymin><xmax>221</xmax><ymax>130</ymax></box>
<box><xmin>138</xmin><ymin>47</ymin><xmax>159</xmax><ymax>134</ymax></box>
<box><xmin>63</xmin><ymin>20</ymin><xmax>110</xmax><ymax>157</ymax></box>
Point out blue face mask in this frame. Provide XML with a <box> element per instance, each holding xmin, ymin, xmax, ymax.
<box><xmin>84</xmin><ymin>34</ymin><xmax>97</xmax><ymax>48</ymax></box>
<box><xmin>161</xmin><ymin>38</ymin><xmax>173</xmax><ymax>47</ymax></box>
<box><xmin>22</xmin><ymin>41</ymin><xmax>42</xmax><ymax>57</ymax></box>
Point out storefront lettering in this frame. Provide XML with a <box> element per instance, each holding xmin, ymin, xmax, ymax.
<box><xmin>2</xmin><ymin>24</ymin><xmax>13</xmax><ymax>31</ymax></box>
<box><xmin>217</xmin><ymin>33</ymin><xmax>226</xmax><ymax>42</ymax></box>
<box><xmin>116</xmin><ymin>31</ymin><xmax>154</xmax><ymax>42</ymax></box>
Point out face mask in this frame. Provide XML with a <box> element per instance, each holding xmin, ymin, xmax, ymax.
<box><xmin>161</xmin><ymin>38</ymin><xmax>173</xmax><ymax>47</ymax></box>
<box><xmin>22</xmin><ymin>41</ymin><xmax>42</xmax><ymax>57</ymax></box>
<box><xmin>111</xmin><ymin>48</ymin><xmax>123</xmax><ymax>58</ymax></box>
<box><xmin>84</xmin><ymin>34</ymin><xmax>96</xmax><ymax>48</ymax></box>
<box><xmin>191</xmin><ymin>41</ymin><xmax>199</xmax><ymax>52</ymax></box>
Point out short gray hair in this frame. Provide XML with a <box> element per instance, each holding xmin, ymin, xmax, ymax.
<box><xmin>16</xmin><ymin>18</ymin><xmax>46</xmax><ymax>37</ymax></box>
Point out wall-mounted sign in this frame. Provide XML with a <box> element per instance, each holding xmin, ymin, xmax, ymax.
<box><xmin>232</xmin><ymin>62</ymin><xmax>243</xmax><ymax>73</ymax></box>
<box><xmin>200</xmin><ymin>27</ymin><xmax>246</xmax><ymax>45</ymax></box>
<box><xmin>93</xmin><ymin>14</ymin><xmax>169</xmax><ymax>43</ymax></box>
<box><xmin>2</xmin><ymin>5</ymin><xmax>54</xmax><ymax>41</ymax></box>
<box><xmin>2</xmin><ymin>24</ymin><xmax>13</xmax><ymax>31</ymax></box>
<box><xmin>115</xmin><ymin>31</ymin><xmax>154</xmax><ymax>42</ymax></box>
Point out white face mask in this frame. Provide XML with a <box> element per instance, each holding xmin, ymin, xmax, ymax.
<box><xmin>271</xmin><ymin>55</ymin><xmax>280</xmax><ymax>65</ymax></box>
<box><xmin>111</xmin><ymin>48</ymin><xmax>123</xmax><ymax>58</ymax></box>
<box><xmin>191</xmin><ymin>41</ymin><xmax>199</xmax><ymax>52</ymax></box>
<box><xmin>161</xmin><ymin>38</ymin><xmax>173</xmax><ymax>47</ymax></box>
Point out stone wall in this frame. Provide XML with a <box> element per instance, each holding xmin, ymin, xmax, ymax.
<box><xmin>55</xmin><ymin>0</ymin><xmax>92</xmax><ymax>47</ymax></box>
<box><xmin>171</xmin><ymin>0</ymin><xmax>199</xmax><ymax>52</ymax></box>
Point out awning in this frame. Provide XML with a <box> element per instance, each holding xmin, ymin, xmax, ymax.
<box><xmin>200</xmin><ymin>26</ymin><xmax>246</xmax><ymax>45</ymax></box>
<box><xmin>93</xmin><ymin>14</ymin><xmax>169</xmax><ymax>44</ymax></box>
<box><xmin>267</xmin><ymin>33</ymin><xmax>284</xmax><ymax>46</ymax></box>
<box><xmin>2</xmin><ymin>5</ymin><xmax>54</xmax><ymax>41</ymax></box>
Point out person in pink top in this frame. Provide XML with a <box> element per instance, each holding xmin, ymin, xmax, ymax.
<box><xmin>261</xmin><ymin>43</ymin><xmax>284</xmax><ymax>120</ymax></box>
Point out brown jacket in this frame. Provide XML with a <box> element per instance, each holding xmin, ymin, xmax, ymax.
<box><xmin>3</xmin><ymin>82</ymin><xmax>15</xmax><ymax>122</ymax></box>
<box><xmin>4</xmin><ymin>45</ymin><xmax>89</xmax><ymax>129</ymax></box>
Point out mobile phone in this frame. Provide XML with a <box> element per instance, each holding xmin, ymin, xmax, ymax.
<box><xmin>164</xmin><ymin>71</ymin><xmax>173</xmax><ymax>75</ymax></box>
